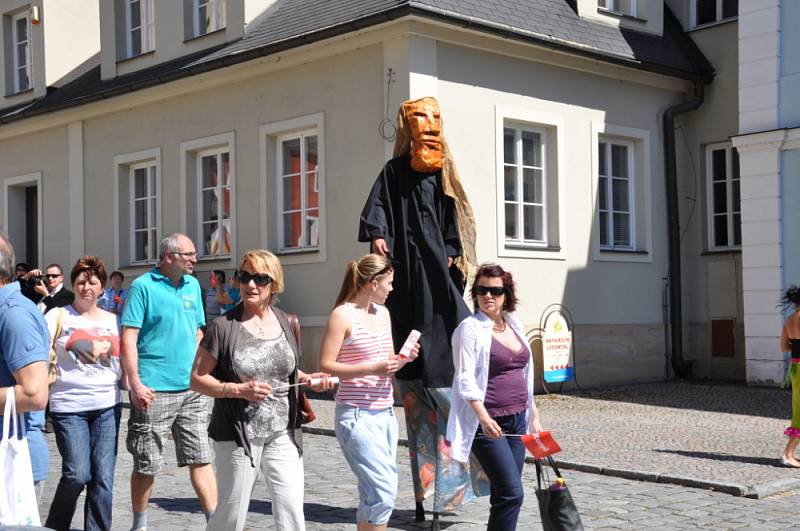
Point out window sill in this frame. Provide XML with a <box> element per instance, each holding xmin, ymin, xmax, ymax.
<box><xmin>498</xmin><ymin>244</ymin><xmax>565</xmax><ymax>261</ymax></box>
<box><xmin>276</xmin><ymin>247</ymin><xmax>320</xmax><ymax>256</ymax></box>
<box><xmin>504</xmin><ymin>244</ymin><xmax>561</xmax><ymax>252</ymax></box>
<box><xmin>689</xmin><ymin>17</ymin><xmax>737</xmax><ymax>32</ymax></box>
<box><xmin>600</xmin><ymin>249</ymin><xmax>648</xmax><ymax>254</ymax></box>
<box><xmin>184</xmin><ymin>27</ymin><xmax>226</xmax><ymax>43</ymax></box>
<box><xmin>596</xmin><ymin>8</ymin><xmax>647</xmax><ymax>23</ymax></box>
<box><xmin>5</xmin><ymin>87</ymin><xmax>33</xmax><ymax>97</ymax></box>
<box><xmin>701</xmin><ymin>248</ymin><xmax>741</xmax><ymax>256</ymax></box>
<box><xmin>197</xmin><ymin>255</ymin><xmax>233</xmax><ymax>262</ymax></box>
<box><xmin>117</xmin><ymin>49</ymin><xmax>155</xmax><ymax>64</ymax></box>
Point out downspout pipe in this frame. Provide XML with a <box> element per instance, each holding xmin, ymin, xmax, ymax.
<box><xmin>663</xmin><ymin>84</ymin><xmax>705</xmax><ymax>379</ymax></box>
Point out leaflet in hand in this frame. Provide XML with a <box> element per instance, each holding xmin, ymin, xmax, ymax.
<box><xmin>398</xmin><ymin>329</ymin><xmax>421</xmax><ymax>358</ymax></box>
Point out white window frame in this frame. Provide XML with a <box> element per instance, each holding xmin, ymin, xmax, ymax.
<box><xmin>597</xmin><ymin>138</ymin><xmax>635</xmax><ymax>251</ymax></box>
<box><xmin>502</xmin><ymin>123</ymin><xmax>548</xmax><ymax>248</ymax></box>
<box><xmin>259</xmin><ymin>113</ymin><xmax>326</xmax><ymax>265</ymax></box>
<box><xmin>129</xmin><ymin>161</ymin><xmax>159</xmax><ymax>264</ymax></box>
<box><xmin>691</xmin><ymin>0</ymin><xmax>737</xmax><ymax>28</ymax></box>
<box><xmin>194</xmin><ymin>0</ymin><xmax>225</xmax><ymax>37</ymax></box>
<box><xmin>276</xmin><ymin>129</ymin><xmax>321</xmax><ymax>252</ymax></box>
<box><xmin>11</xmin><ymin>11</ymin><xmax>32</xmax><ymax>93</ymax></box>
<box><xmin>126</xmin><ymin>0</ymin><xmax>154</xmax><ymax>58</ymax></box>
<box><xmin>706</xmin><ymin>142</ymin><xmax>741</xmax><ymax>251</ymax></box>
<box><xmin>598</xmin><ymin>0</ymin><xmax>637</xmax><ymax>17</ymax></box>
<box><xmin>196</xmin><ymin>146</ymin><xmax>232</xmax><ymax>258</ymax></box>
<box><xmin>113</xmin><ymin>147</ymin><xmax>162</xmax><ymax>268</ymax></box>
<box><xmin>591</xmin><ymin>122</ymin><xmax>652</xmax><ymax>263</ymax></box>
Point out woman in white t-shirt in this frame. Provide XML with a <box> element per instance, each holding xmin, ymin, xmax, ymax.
<box><xmin>44</xmin><ymin>256</ymin><xmax>123</xmax><ymax>531</ymax></box>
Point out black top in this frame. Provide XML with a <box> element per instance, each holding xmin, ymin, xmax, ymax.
<box><xmin>359</xmin><ymin>155</ymin><xmax>470</xmax><ymax>388</ymax></box>
<box><xmin>791</xmin><ymin>338</ymin><xmax>800</xmax><ymax>357</ymax></box>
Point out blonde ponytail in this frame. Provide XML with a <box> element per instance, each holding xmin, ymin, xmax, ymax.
<box><xmin>333</xmin><ymin>254</ymin><xmax>393</xmax><ymax>307</ymax></box>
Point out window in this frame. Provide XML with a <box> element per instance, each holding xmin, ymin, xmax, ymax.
<box><xmin>598</xmin><ymin>0</ymin><xmax>637</xmax><ymax>17</ymax></box>
<box><xmin>11</xmin><ymin>12</ymin><xmax>31</xmax><ymax>92</ymax></box>
<box><xmin>694</xmin><ymin>0</ymin><xmax>737</xmax><ymax>26</ymax></box>
<box><xmin>126</xmin><ymin>0</ymin><xmax>154</xmax><ymax>58</ymax></box>
<box><xmin>130</xmin><ymin>162</ymin><xmax>158</xmax><ymax>262</ymax></box>
<box><xmin>197</xmin><ymin>148</ymin><xmax>231</xmax><ymax>257</ymax></box>
<box><xmin>503</xmin><ymin>125</ymin><xmax>547</xmax><ymax>246</ymax></box>
<box><xmin>278</xmin><ymin>131</ymin><xmax>319</xmax><ymax>250</ymax></box>
<box><xmin>598</xmin><ymin>139</ymin><xmax>635</xmax><ymax>250</ymax></box>
<box><xmin>706</xmin><ymin>143</ymin><xmax>741</xmax><ymax>250</ymax></box>
<box><xmin>194</xmin><ymin>0</ymin><xmax>225</xmax><ymax>37</ymax></box>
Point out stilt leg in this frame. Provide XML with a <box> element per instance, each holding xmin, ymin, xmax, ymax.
<box><xmin>416</xmin><ymin>501</ymin><xmax>426</xmax><ymax>522</ymax></box>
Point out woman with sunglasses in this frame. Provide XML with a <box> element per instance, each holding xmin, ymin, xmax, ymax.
<box><xmin>446</xmin><ymin>263</ymin><xmax>542</xmax><ymax>530</ymax></box>
<box><xmin>191</xmin><ymin>250</ymin><xmax>333</xmax><ymax>531</ymax></box>
<box><xmin>318</xmin><ymin>254</ymin><xmax>419</xmax><ymax>531</ymax></box>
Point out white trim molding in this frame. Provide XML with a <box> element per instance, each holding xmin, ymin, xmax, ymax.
<box><xmin>2</xmin><ymin>171</ymin><xmax>42</xmax><ymax>265</ymax></box>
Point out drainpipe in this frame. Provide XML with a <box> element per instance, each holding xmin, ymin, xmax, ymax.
<box><xmin>663</xmin><ymin>84</ymin><xmax>704</xmax><ymax>379</ymax></box>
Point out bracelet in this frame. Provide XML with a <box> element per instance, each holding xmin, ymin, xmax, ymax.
<box><xmin>222</xmin><ymin>383</ymin><xmax>229</xmax><ymax>398</ymax></box>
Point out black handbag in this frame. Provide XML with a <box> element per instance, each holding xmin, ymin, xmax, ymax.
<box><xmin>535</xmin><ymin>456</ymin><xmax>584</xmax><ymax>531</ymax></box>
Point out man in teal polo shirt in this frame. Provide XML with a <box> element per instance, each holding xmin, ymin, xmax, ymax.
<box><xmin>121</xmin><ymin>233</ymin><xmax>217</xmax><ymax>531</ymax></box>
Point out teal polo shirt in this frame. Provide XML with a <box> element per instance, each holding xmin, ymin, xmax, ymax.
<box><xmin>121</xmin><ymin>268</ymin><xmax>205</xmax><ymax>391</ymax></box>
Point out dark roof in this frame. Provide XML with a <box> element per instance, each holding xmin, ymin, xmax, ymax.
<box><xmin>0</xmin><ymin>0</ymin><xmax>713</xmax><ymax>126</ymax></box>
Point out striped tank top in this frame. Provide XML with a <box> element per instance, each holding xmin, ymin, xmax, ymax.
<box><xmin>334</xmin><ymin>302</ymin><xmax>394</xmax><ymax>409</ymax></box>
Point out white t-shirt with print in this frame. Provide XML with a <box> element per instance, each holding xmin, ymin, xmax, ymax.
<box><xmin>45</xmin><ymin>305</ymin><xmax>122</xmax><ymax>413</ymax></box>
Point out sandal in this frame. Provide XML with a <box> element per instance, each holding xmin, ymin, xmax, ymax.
<box><xmin>779</xmin><ymin>456</ymin><xmax>800</xmax><ymax>468</ymax></box>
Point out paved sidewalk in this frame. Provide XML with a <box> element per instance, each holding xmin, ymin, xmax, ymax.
<box><xmin>308</xmin><ymin>381</ymin><xmax>800</xmax><ymax>498</ymax></box>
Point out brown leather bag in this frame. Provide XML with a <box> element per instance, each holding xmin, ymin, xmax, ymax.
<box><xmin>286</xmin><ymin>312</ymin><xmax>316</xmax><ymax>425</ymax></box>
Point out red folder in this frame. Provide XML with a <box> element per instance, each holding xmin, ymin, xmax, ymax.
<box><xmin>521</xmin><ymin>431</ymin><xmax>561</xmax><ymax>459</ymax></box>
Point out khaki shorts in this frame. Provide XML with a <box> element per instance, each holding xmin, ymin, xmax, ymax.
<box><xmin>126</xmin><ymin>389</ymin><xmax>212</xmax><ymax>475</ymax></box>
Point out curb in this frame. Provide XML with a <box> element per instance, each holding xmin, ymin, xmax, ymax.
<box><xmin>301</xmin><ymin>426</ymin><xmax>785</xmax><ymax>499</ymax></box>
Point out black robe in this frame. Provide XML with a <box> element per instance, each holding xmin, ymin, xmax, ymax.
<box><xmin>359</xmin><ymin>155</ymin><xmax>470</xmax><ymax>388</ymax></box>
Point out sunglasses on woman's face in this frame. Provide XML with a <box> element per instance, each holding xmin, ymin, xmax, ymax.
<box><xmin>236</xmin><ymin>271</ymin><xmax>272</xmax><ymax>287</ymax></box>
<box><xmin>475</xmin><ymin>285</ymin><xmax>505</xmax><ymax>297</ymax></box>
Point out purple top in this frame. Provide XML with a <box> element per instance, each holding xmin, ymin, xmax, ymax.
<box><xmin>484</xmin><ymin>336</ymin><xmax>529</xmax><ymax>417</ymax></box>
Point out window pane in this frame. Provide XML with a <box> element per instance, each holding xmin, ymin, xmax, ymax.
<box><xmin>135</xmin><ymin>231</ymin><xmax>148</xmax><ymax>262</ymax></box>
<box><xmin>283</xmin><ymin>212</ymin><xmax>302</xmax><ymax>248</ymax></box>
<box><xmin>201</xmin><ymin>155</ymin><xmax>217</xmax><ymax>188</ymax></box>
<box><xmin>612</xmin><ymin>178</ymin><xmax>629</xmax><ymax>212</ymax></box>
<box><xmin>282</xmin><ymin>138</ymin><xmax>301</xmax><ymax>175</ymax></box>
<box><xmin>611</xmin><ymin>144</ymin><xmax>628</xmax><ymax>178</ymax></box>
<box><xmin>198</xmin><ymin>4</ymin><xmax>209</xmax><ymax>34</ymax></box>
<box><xmin>504</xmin><ymin>203</ymin><xmax>518</xmax><ymax>240</ymax></box>
<box><xmin>504</xmin><ymin>166</ymin><xmax>516</xmax><ymax>201</ymax></box>
<box><xmin>732</xmin><ymin>179</ymin><xmax>740</xmax><ymax>212</ymax></box>
<box><xmin>696</xmin><ymin>0</ymin><xmax>716</xmax><ymax>24</ymax></box>
<box><xmin>598</xmin><ymin>176</ymin><xmax>608</xmax><ymax>210</ymax></box>
<box><xmin>523</xmin><ymin>168</ymin><xmax>543</xmax><ymax>204</ymax></box>
<box><xmin>733</xmin><ymin>213</ymin><xmax>741</xmax><ymax>246</ymax></box>
<box><xmin>221</xmin><ymin>188</ymin><xmax>230</xmax><ymax>219</ymax></box>
<box><xmin>15</xmin><ymin>18</ymin><xmax>27</xmax><ymax>43</ymax></box>
<box><xmin>134</xmin><ymin>168</ymin><xmax>147</xmax><ymax>198</ymax></box>
<box><xmin>130</xmin><ymin>29</ymin><xmax>142</xmax><ymax>56</ymax></box>
<box><xmin>202</xmin><ymin>222</ymin><xmax>217</xmax><ymax>255</ymax></box>
<box><xmin>134</xmin><ymin>199</ymin><xmax>147</xmax><ymax>230</ymax></box>
<box><xmin>613</xmin><ymin>213</ymin><xmax>630</xmax><ymax>246</ymax></box>
<box><xmin>523</xmin><ymin>205</ymin><xmax>543</xmax><ymax>241</ymax></box>
<box><xmin>306</xmin><ymin>172</ymin><xmax>319</xmax><ymax>209</ymax></box>
<box><xmin>149</xmin><ymin>167</ymin><xmax>156</xmax><ymax>195</ymax></box>
<box><xmin>306</xmin><ymin>209</ymin><xmax>320</xmax><ymax>247</ymax></box>
<box><xmin>521</xmin><ymin>131</ymin><xmax>541</xmax><ymax>167</ymax></box>
<box><xmin>731</xmin><ymin>148</ymin><xmax>740</xmax><ymax>179</ymax></box>
<box><xmin>714</xmin><ymin>215</ymin><xmax>728</xmax><ymax>247</ymax></box>
<box><xmin>16</xmin><ymin>43</ymin><xmax>27</xmax><ymax>66</ymax></box>
<box><xmin>130</xmin><ymin>0</ymin><xmax>141</xmax><ymax>28</ymax></box>
<box><xmin>722</xmin><ymin>0</ymin><xmax>737</xmax><ymax>19</ymax></box>
<box><xmin>712</xmin><ymin>149</ymin><xmax>726</xmax><ymax>182</ymax></box>
<box><xmin>305</xmin><ymin>135</ymin><xmax>318</xmax><ymax>172</ymax></box>
<box><xmin>713</xmin><ymin>182</ymin><xmax>727</xmax><ymax>214</ymax></box>
<box><xmin>503</xmin><ymin>128</ymin><xmax>515</xmax><ymax>164</ymax></box>
<box><xmin>149</xmin><ymin>229</ymin><xmax>157</xmax><ymax>259</ymax></box>
<box><xmin>149</xmin><ymin>197</ymin><xmax>156</xmax><ymax>227</ymax></box>
<box><xmin>220</xmin><ymin>152</ymin><xmax>230</xmax><ymax>187</ymax></box>
<box><xmin>598</xmin><ymin>143</ymin><xmax>607</xmax><ymax>176</ymax></box>
<box><xmin>16</xmin><ymin>68</ymin><xmax>29</xmax><ymax>91</ymax></box>
<box><xmin>202</xmin><ymin>190</ymin><xmax>218</xmax><ymax>221</ymax></box>
<box><xmin>599</xmin><ymin>212</ymin><xmax>609</xmax><ymax>246</ymax></box>
<box><xmin>282</xmin><ymin>175</ymin><xmax>300</xmax><ymax>211</ymax></box>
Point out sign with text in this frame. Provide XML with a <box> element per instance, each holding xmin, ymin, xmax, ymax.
<box><xmin>542</xmin><ymin>314</ymin><xmax>573</xmax><ymax>383</ymax></box>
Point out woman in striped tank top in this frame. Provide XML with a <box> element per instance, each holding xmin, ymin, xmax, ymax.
<box><xmin>319</xmin><ymin>254</ymin><xmax>419</xmax><ymax>530</ymax></box>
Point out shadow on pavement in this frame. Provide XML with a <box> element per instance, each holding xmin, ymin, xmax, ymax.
<box><xmin>548</xmin><ymin>381</ymin><xmax>791</xmax><ymax>420</ymax></box>
<box><xmin>654</xmin><ymin>449</ymin><xmax>785</xmax><ymax>467</ymax></box>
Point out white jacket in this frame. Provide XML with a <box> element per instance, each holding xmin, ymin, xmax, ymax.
<box><xmin>446</xmin><ymin>310</ymin><xmax>535</xmax><ymax>463</ymax></box>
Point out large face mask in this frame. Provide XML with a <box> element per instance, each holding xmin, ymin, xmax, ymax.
<box><xmin>402</xmin><ymin>97</ymin><xmax>443</xmax><ymax>173</ymax></box>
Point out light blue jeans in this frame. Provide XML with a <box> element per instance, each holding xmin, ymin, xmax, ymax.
<box><xmin>334</xmin><ymin>404</ymin><xmax>398</xmax><ymax>525</ymax></box>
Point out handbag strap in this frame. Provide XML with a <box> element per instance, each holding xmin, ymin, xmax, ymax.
<box><xmin>2</xmin><ymin>386</ymin><xmax>24</xmax><ymax>439</ymax></box>
<box><xmin>51</xmin><ymin>307</ymin><xmax>64</xmax><ymax>350</ymax></box>
<box><xmin>535</xmin><ymin>456</ymin><xmax>563</xmax><ymax>490</ymax></box>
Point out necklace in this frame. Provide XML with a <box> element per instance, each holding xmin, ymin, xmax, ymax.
<box><xmin>492</xmin><ymin>319</ymin><xmax>506</xmax><ymax>333</ymax></box>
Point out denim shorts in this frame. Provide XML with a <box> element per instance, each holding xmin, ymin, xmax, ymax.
<box><xmin>334</xmin><ymin>404</ymin><xmax>398</xmax><ymax>525</ymax></box>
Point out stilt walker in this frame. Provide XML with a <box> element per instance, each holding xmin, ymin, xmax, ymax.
<box><xmin>359</xmin><ymin>97</ymin><xmax>490</xmax><ymax>529</ymax></box>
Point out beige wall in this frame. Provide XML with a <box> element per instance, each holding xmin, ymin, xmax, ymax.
<box><xmin>42</xmin><ymin>0</ymin><xmax>99</xmax><ymax>86</ymax></box>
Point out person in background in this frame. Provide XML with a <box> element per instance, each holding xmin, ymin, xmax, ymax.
<box><xmin>214</xmin><ymin>271</ymin><xmax>240</xmax><ymax>313</ymax></box>
<box><xmin>22</xmin><ymin>263</ymin><xmax>75</xmax><ymax>314</ymax></box>
<box><xmin>0</xmin><ymin>236</ymin><xmax>49</xmax><ymax>501</ymax></box>
<box><xmin>204</xmin><ymin>270</ymin><xmax>225</xmax><ymax>325</ymax></box>
<box><xmin>318</xmin><ymin>254</ymin><xmax>418</xmax><ymax>531</ymax></box>
<box><xmin>98</xmin><ymin>270</ymin><xmax>126</xmax><ymax>328</ymax></box>
<box><xmin>44</xmin><ymin>256</ymin><xmax>123</xmax><ymax>531</ymax></box>
<box><xmin>192</xmin><ymin>250</ymin><xmax>333</xmax><ymax>531</ymax></box>
<box><xmin>447</xmin><ymin>263</ymin><xmax>542</xmax><ymax>530</ymax></box>
<box><xmin>780</xmin><ymin>285</ymin><xmax>800</xmax><ymax>467</ymax></box>
<box><xmin>121</xmin><ymin>233</ymin><xmax>216</xmax><ymax>531</ymax></box>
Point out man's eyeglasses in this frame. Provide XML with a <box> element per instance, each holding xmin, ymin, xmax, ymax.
<box><xmin>475</xmin><ymin>285</ymin><xmax>505</xmax><ymax>297</ymax></box>
<box><xmin>236</xmin><ymin>271</ymin><xmax>272</xmax><ymax>287</ymax></box>
<box><xmin>44</xmin><ymin>274</ymin><xmax>62</xmax><ymax>280</ymax></box>
<box><xmin>171</xmin><ymin>251</ymin><xmax>198</xmax><ymax>259</ymax></box>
